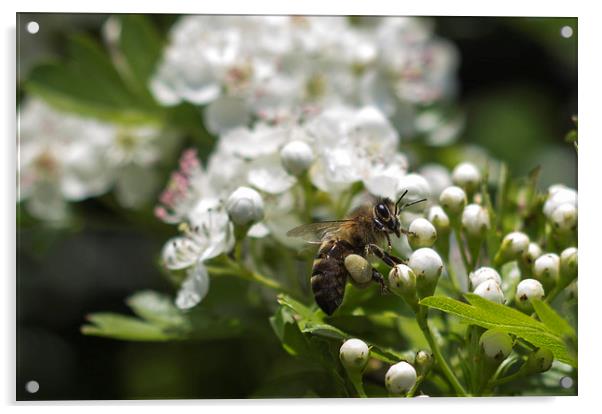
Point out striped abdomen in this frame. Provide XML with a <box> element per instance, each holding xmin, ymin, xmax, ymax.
<box><xmin>310</xmin><ymin>239</ymin><xmax>356</xmax><ymax>315</ymax></box>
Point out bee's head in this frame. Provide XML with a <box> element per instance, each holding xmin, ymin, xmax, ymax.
<box><xmin>372</xmin><ymin>190</ymin><xmax>427</xmax><ymax>238</ymax></box>
<box><xmin>373</xmin><ymin>199</ymin><xmax>401</xmax><ymax>237</ymax></box>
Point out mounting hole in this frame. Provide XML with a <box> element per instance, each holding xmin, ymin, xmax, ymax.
<box><xmin>26</xmin><ymin>21</ymin><xmax>40</xmax><ymax>34</ymax></box>
<box><xmin>25</xmin><ymin>380</ymin><xmax>39</xmax><ymax>394</ymax></box>
<box><xmin>560</xmin><ymin>376</ymin><xmax>574</xmax><ymax>389</ymax></box>
<box><xmin>560</xmin><ymin>25</ymin><xmax>573</xmax><ymax>39</ymax></box>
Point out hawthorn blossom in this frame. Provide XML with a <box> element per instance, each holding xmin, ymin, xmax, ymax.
<box><xmin>17</xmin><ymin>99</ymin><xmax>167</xmax><ymax>221</ymax></box>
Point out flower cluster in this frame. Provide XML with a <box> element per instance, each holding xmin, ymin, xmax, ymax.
<box><xmin>150</xmin><ymin>16</ymin><xmax>459</xmax><ymax>135</ymax></box>
<box><xmin>17</xmin><ymin>99</ymin><xmax>169</xmax><ymax>221</ymax></box>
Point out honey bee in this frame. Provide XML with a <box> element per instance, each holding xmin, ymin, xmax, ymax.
<box><xmin>287</xmin><ymin>190</ymin><xmax>426</xmax><ymax>315</ymax></box>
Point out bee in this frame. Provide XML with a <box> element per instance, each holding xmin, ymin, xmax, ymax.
<box><xmin>287</xmin><ymin>190</ymin><xmax>426</xmax><ymax>315</ymax></box>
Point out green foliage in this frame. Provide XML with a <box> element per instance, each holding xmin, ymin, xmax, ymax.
<box><xmin>420</xmin><ymin>294</ymin><xmax>577</xmax><ymax>367</ymax></box>
<box><xmin>26</xmin><ymin>33</ymin><xmax>163</xmax><ymax>124</ymax></box>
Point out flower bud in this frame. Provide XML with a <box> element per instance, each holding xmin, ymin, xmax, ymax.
<box><xmin>408</xmin><ymin>248</ymin><xmax>444</xmax><ymax>297</ymax></box>
<box><xmin>452</xmin><ymin>162</ymin><xmax>481</xmax><ymax>193</ymax></box>
<box><xmin>550</xmin><ymin>203</ymin><xmax>577</xmax><ymax>233</ymax></box>
<box><xmin>559</xmin><ymin>247</ymin><xmax>578</xmax><ymax>286</ymax></box>
<box><xmin>388</xmin><ymin>264</ymin><xmax>418</xmax><ymax>309</ymax></box>
<box><xmin>496</xmin><ymin>231</ymin><xmax>530</xmax><ymax>264</ymax></box>
<box><xmin>414</xmin><ymin>350</ymin><xmax>433</xmax><ymax>376</ymax></box>
<box><xmin>469</xmin><ymin>267</ymin><xmax>502</xmax><ymax>290</ymax></box>
<box><xmin>344</xmin><ymin>254</ymin><xmax>372</xmax><ymax>285</ymax></box>
<box><xmin>280</xmin><ymin>140</ymin><xmax>315</xmax><ymax>176</ymax></box>
<box><xmin>339</xmin><ymin>338</ymin><xmax>370</xmax><ymax>372</ymax></box>
<box><xmin>408</xmin><ymin>218</ymin><xmax>437</xmax><ymax>249</ymax></box>
<box><xmin>385</xmin><ymin>361</ymin><xmax>417</xmax><ymax>395</ymax></box>
<box><xmin>479</xmin><ymin>330</ymin><xmax>513</xmax><ymax>361</ymax></box>
<box><xmin>533</xmin><ymin>253</ymin><xmax>560</xmax><ymax>288</ymax></box>
<box><xmin>525</xmin><ymin>348</ymin><xmax>554</xmax><ymax>373</ymax></box>
<box><xmin>516</xmin><ymin>279</ymin><xmax>545</xmax><ymax>309</ymax></box>
<box><xmin>522</xmin><ymin>242</ymin><xmax>542</xmax><ymax>267</ymax></box>
<box><xmin>439</xmin><ymin>186</ymin><xmax>467</xmax><ymax>216</ymax></box>
<box><xmin>427</xmin><ymin>205</ymin><xmax>450</xmax><ymax>235</ymax></box>
<box><xmin>225</xmin><ymin>186</ymin><xmax>265</xmax><ymax>226</ymax></box>
<box><xmin>473</xmin><ymin>279</ymin><xmax>505</xmax><ymax>304</ymax></box>
<box><xmin>461</xmin><ymin>203</ymin><xmax>490</xmax><ymax>238</ymax></box>
<box><xmin>543</xmin><ymin>185</ymin><xmax>577</xmax><ymax>218</ymax></box>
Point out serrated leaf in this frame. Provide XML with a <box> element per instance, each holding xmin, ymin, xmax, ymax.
<box><xmin>81</xmin><ymin>312</ymin><xmax>182</xmax><ymax>341</ymax></box>
<box><xmin>531</xmin><ymin>299</ymin><xmax>576</xmax><ymax>339</ymax></box>
<box><xmin>420</xmin><ymin>294</ymin><xmax>577</xmax><ymax>367</ymax></box>
<box><xmin>269</xmin><ymin>307</ymin><xmax>310</xmax><ymax>357</ymax></box>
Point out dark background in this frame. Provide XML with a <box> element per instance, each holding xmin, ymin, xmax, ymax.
<box><xmin>16</xmin><ymin>15</ymin><xmax>577</xmax><ymax>400</ymax></box>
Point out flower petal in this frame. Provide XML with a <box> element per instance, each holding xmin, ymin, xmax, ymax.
<box><xmin>175</xmin><ymin>261</ymin><xmax>210</xmax><ymax>310</ymax></box>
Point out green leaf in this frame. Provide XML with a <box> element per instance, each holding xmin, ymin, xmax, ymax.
<box><xmin>275</xmin><ymin>294</ymin><xmax>410</xmax><ymax>364</ymax></box>
<box><xmin>115</xmin><ymin>15</ymin><xmax>164</xmax><ymax>99</ymax></box>
<box><xmin>26</xmin><ymin>35</ymin><xmax>162</xmax><ymax>124</ymax></box>
<box><xmin>531</xmin><ymin>299</ymin><xmax>576</xmax><ymax>339</ymax></box>
<box><xmin>269</xmin><ymin>306</ymin><xmax>310</xmax><ymax>357</ymax></box>
<box><xmin>126</xmin><ymin>290</ymin><xmax>188</xmax><ymax>328</ymax></box>
<box><xmin>81</xmin><ymin>312</ymin><xmax>182</xmax><ymax>341</ymax></box>
<box><xmin>420</xmin><ymin>294</ymin><xmax>577</xmax><ymax>367</ymax></box>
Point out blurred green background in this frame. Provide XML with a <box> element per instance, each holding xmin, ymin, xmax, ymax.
<box><xmin>16</xmin><ymin>14</ymin><xmax>577</xmax><ymax>400</ymax></box>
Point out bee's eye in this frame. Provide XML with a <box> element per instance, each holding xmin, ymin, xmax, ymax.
<box><xmin>376</xmin><ymin>203</ymin><xmax>389</xmax><ymax>219</ymax></box>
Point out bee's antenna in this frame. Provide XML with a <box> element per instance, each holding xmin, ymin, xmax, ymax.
<box><xmin>403</xmin><ymin>198</ymin><xmax>427</xmax><ymax>209</ymax></box>
<box><xmin>395</xmin><ymin>190</ymin><xmax>408</xmax><ymax>215</ymax></box>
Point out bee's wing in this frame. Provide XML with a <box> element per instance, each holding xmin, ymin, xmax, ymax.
<box><xmin>286</xmin><ymin>220</ymin><xmax>352</xmax><ymax>244</ymax></box>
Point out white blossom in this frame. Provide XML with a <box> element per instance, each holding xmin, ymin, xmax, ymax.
<box><xmin>408</xmin><ymin>218</ymin><xmax>437</xmax><ymax>248</ymax></box>
<box><xmin>516</xmin><ymin>279</ymin><xmax>545</xmax><ymax>305</ymax></box>
<box><xmin>439</xmin><ymin>185</ymin><xmax>466</xmax><ymax>216</ymax></box>
<box><xmin>479</xmin><ymin>330</ymin><xmax>513</xmax><ymax>360</ymax></box>
<box><xmin>385</xmin><ymin>361</ymin><xmax>417</xmax><ymax>394</ymax></box>
<box><xmin>470</xmin><ymin>267</ymin><xmax>502</xmax><ymax>290</ymax></box>
<box><xmin>226</xmin><ymin>186</ymin><xmax>265</xmax><ymax>226</ymax></box>
<box><xmin>473</xmin><ymin>279</ymin><xmax>505</xmax><ymax>304</ymax></box>
<box><xmin>339</xmin><ymin>338</ymin><xmax>370</xmax><ymax>371</ymax></box>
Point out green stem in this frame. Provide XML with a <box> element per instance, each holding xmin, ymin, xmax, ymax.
<box><xmin>545</xmin><ymin>285</ymin><xmax>562</xmax><ymax>304</ymax></box>
<box><xmin>348</xmin><ymin>371</ymin><xmax>367</xmax><ymax>398</ymax></box>
<box><xmin>416</xmin><ymin>307</ymin><xmax>468</xmax><ymax>396</ymax></box>
<box><xmin>406</xmin><ymin>375</ymin><xmax>426</xmax><ymax>398</ymax></box>
<box><xmin>453</xmin><ymin>225</ymin><xmax>472</xmax><ymax>277</ymax></box>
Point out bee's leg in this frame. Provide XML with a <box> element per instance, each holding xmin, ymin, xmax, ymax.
<box><xmin>371</xmin><ymin>268</ymin><xmax>389</xmax><ymax>295</ymax></box>
<box><xmin>366</xmin><ymin>243</ymin><xmax>405</xmax><ymax>267</ymax></box>
<box><xmin>385</xmin><ymin>233</ymin><xmax>392</xmax><ymax>251</ymax></box>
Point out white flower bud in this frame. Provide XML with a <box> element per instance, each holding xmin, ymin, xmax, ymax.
<box><xmin>479</xmin><ymin>330</ymin><xmax>513</xmax><ymax>361</ymax></box>
<box><xmin>408</xmin><ymin>248</ymin><xmax>443</xmax><ymax>283</ymax></box>
<box><xmin>344</xmin><ymin>254</ymin><xmax>372</xmax><ymax>284</ymax></box>
<box><xmin>439</xmin><ymin>186</ymin><xmax>467</xmax><ymax>216</ymax></box>
<box><xmin>461</xmin><ymin>203</ymin><xmax>490</xmax><ymax>238</ymax></box>
<box><xmin>414</xmin><ymin>350</ymin><xmax>433</xmax><ymax>376</ymax></box>
<box><xmin>526</xmin><ymin>348</ymin><xmax>554</xmax><ymax>373</ymax></box>
<box><xmin>385</xmin><ymin>361</ymin><xmax>417</xmax><ymax>395</ymax></box>
<box><xmin>533</xmin><ymin>253</ymin><xmax>560</xmax><ymax>286</ymax></box>
<box><xmin>280</xmin><ymin>140</ymin><xmax>315</xmax><ymax>176</ymax></box>
<box><xmin>388</xmin><ymin>264</ymin><xmax>417</xmax><ymax>303</ymax></box>
<box><xmin>427</xmin><ymin>205</ymin><xmax>450</xmax><ymax>234</ymax></box>
<box><xmin>469</xmin><ymin>267</ymin><xmax>502</xmax><ymax>290</ymax></box>
<box><xmin>502</xmin><ymin>232</ymin><xmax>530</xmax><ymax>257</ymax></box>
<box><xmin>543</xmin><ymin>185</ymin><xmax>577</xmax><ymax>218</ymax></box>
<box><xmin>408</xmin><ymin>218</ymin><xmax>437</xmax><ymax>249</ymax></box>
<box><xmin>522</xmin><ymin>242</ymin><xmax>542</xmax><ymax>266</ymax></box>
<box><xmin>560</xmin><ymin>247</ymin><xmax>578</xmax><ymax>285</ymax></box>
<box><xmin>550</xmin><ymin>203</ymin><xmax>577</xmax><ymax>233</ymax></box>
<box><xmin>516</xmin><ymin>279</ymin><xmax>545</xmax><ymax>307</ymax></box>
<box><xmin>452</xmin><ymin>162</ymin><xmax>481</xmax><ymax>193</ymax></box>
<box><xmin>473</xmin><ymin>279</ymin><xmax>505</xmax><ymax>304</ymax></box>
<box><xmin>225</xmin><ymin>186</ymin><xmax>265</xmax><ymax>226</ymax></box>
<box><xmin>339</xmin><ymin>338</ymin><xmax>370</xmax><ymax>372</ymax></box>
